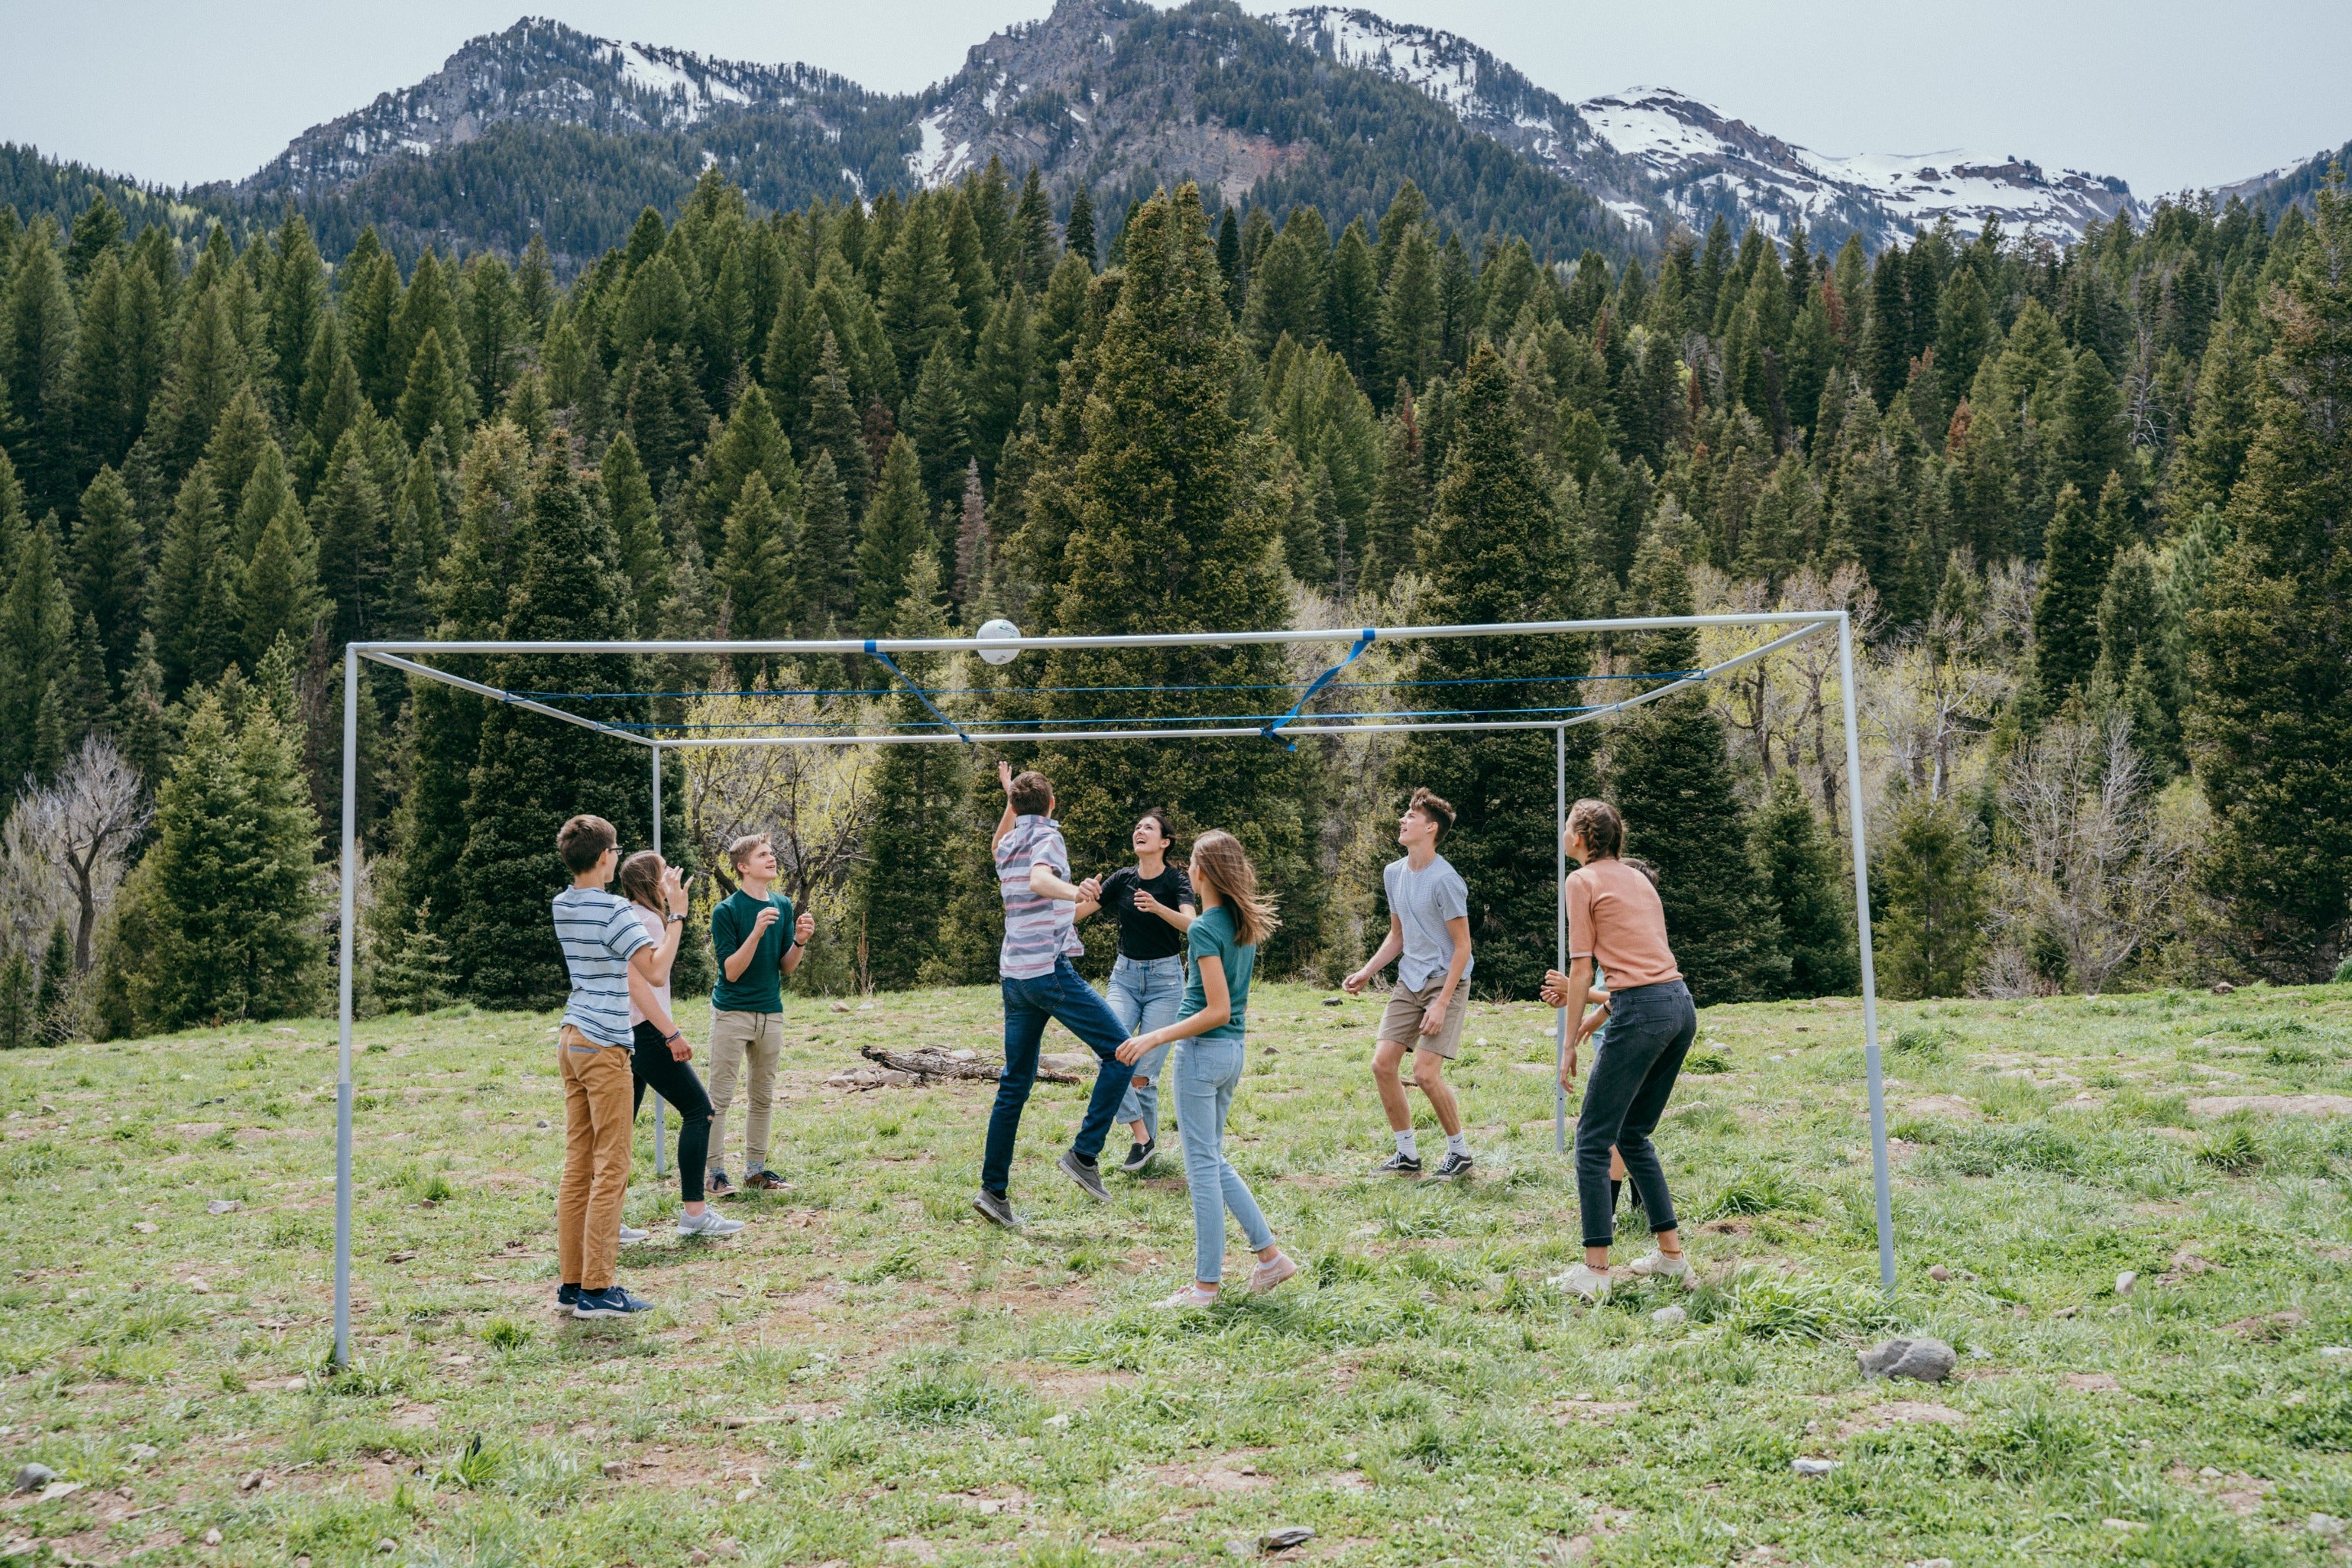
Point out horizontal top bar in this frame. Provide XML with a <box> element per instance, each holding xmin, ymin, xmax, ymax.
<box><xmin>352</xmin><ymin>611</ymin><xmax>1844</xmax><ymax>660</ymax></box>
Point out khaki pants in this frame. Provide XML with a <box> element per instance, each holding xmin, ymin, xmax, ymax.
<box><xmin>708</xmin><ymin>1010</ymin><xmax>784</xmax><ymax>1175</ymax></box>
<box><xmin>555</xmin><ymin>1025</ymin><xmax>634</xmax><ymax>1291</ymax></box>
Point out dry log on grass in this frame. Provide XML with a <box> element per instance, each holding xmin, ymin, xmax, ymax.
<box><xmin>851</xmin><ymin>1043</ymin><xmax>1084</xmax><ymax>1086</ymax></box>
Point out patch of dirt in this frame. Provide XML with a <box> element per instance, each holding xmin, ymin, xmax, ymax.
<box><xmin>1837</xmin><ymin>1400</ymin><xmax>1966</xmax><ymax>1437</ymax></box>
<box><xmin>1148</xmin><ymin>1453</ymin><xmax>1273</xmax><ymax>1492</ymax></box>
<box><xmin>1903</xmin><ymin>1095</ymin><xmax>1978</xmax><ymax>1120</ymax></box>
<box><xmin>2064</xmin><ymin>1373</ymin><xmax>2124</xmax><ymax>1392</ymax></box>
<box><xmin>2227</xmin><ymin>1310</ymin><xmax>2305</xmax><ymax>1340</ymax></box>
<box><xmin>2187</xmin><ymin>1093</ymin><xmax>2352</xmax><ymax>1117</ymax></box>
<box><xmin>1698</xmin><ymin>1219</ymin><xmax>1751</xmax><ymax>1236</ymax></box>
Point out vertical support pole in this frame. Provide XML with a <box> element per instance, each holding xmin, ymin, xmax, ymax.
<box><xmin>333</xmin><ymin>647</ymin><xmax>359</xmax><ymax>1367</ymax></box>
<box><xmin>1554</xmin><ymin>725</ymin><xmax>1568</xmax><ymax>1155</ymax></box>
<box><xmin>651</xmin><ymin>745</ymin><xmax>666</xmax><ymax>1178</ymax></box>
<box><xmin>1838</xmin><ymin>615</ymin><xmax>1896</xmax><ymax>1293</ymax></box>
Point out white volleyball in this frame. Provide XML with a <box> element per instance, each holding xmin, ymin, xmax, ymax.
<box><xmin>977</xmin><ymin>618</ymin><xmax>1023</xmax><ymax>666</ymax></box>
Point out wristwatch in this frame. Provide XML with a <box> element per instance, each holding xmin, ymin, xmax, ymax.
<box><xmin>666</xmin><ymin>911</ymin><xmax>686</xmax><ymax>924</ymax></box>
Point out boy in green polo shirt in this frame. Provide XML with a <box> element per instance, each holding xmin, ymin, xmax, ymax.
<box><xmin>706</xmin><ymin>834</ymin><xmax>816</xmax><ymax>1195</ymax></box>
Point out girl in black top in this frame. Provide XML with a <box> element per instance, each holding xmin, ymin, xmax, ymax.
<box><xmin>1075</xmin><ymin>808</ymin><xmax>1196</xmax><ymax>1171</ymax></box>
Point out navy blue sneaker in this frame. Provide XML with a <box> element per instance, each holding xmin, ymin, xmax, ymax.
<box><xmin>572</xmin><ymin>1285</ymin><xmax>655</xmax><ymax>1319</ymax></box>
<box><xmin>554</xmin><ymin>1283</ymin><xmax>581</xmax><ymax>1312</ymax></box>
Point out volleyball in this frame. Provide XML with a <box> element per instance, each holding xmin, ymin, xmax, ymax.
<box><xmin>977</xmin><ymin>619</ymin><xmax>1023</xmax><ymax>666</ymax></box>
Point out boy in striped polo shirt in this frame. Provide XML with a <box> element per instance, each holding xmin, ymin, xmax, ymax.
<box><xmin>974</xmin><ymin>763</ymin><xmax>1138</xmax><ymax>1229</ymax></box>
<box><xmin>551</xmin><ymin>814</ymin><xmax>685</xmax><ymax>1317</ymax></box>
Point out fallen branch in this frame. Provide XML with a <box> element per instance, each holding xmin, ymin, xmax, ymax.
<box><xmin>854</xmin><ymin>1044</ymin><xmax>1084</xmax><ymax>1085</ymax></box>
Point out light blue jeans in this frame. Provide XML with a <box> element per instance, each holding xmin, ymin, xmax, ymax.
<box><xmin>1171</xmin><ymin>1035</ymin><xmax>1274</xmax><ymax>1284</ymax></box>
<box><xmin>1106</xmin><ymin>954</ymin><xmax>1186</xmax><ymax>1141</ymax></box>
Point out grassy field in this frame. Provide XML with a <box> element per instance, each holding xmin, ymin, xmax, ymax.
<box><xmin>5</xmin><ymin>979</ymin><xmax>2352</xmax><ymax>1566</ymax></box>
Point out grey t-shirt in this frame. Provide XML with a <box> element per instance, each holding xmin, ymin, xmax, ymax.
<box><xmin>1384</xmin><ymin>853</ymin><xmax>1472</xmax><ymax>992</ymax></box>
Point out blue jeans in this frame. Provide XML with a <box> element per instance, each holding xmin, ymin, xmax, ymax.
<box><xmin>1106</xmin><ymin>954</ymin><xmax>1186</xmax><ymax>1141</ymax></box>
<box><xmin>1171</xmin><ymin>1035</ymin><xmax>1274</xmax><ymax>1283</ymax></box>
<box><xmin>1573</xmin><ymin>980</ymin><xmax>1696</xmax><ymax>1248</ymax></box>
<box><xmin>980</xmin><ymin>957</ymin><xmax>1137</xmax><ymax>1197</ymax></box>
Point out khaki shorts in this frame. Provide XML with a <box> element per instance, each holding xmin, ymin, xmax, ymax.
<box><xmin>1377</xmin><ymin>977</ymin><xmax>1468</xmax><ymax>1060</ymax></box>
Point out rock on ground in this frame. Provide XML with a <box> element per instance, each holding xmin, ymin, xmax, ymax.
<box><xmin>1858</xmin><ymin>1337</ymin><xmax>1957</xmax><ymax>1382</ymax></box>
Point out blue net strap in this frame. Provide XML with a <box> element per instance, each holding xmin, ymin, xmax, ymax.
<box><xmin>864</xmin><ymin>642</ymin><xmax>970</xmax><ymax>744</ymax></box>
<box><xmin>1261</xmin><ymin>628</ymin><xmax>1375</xmax><ymax>744</ymax></box>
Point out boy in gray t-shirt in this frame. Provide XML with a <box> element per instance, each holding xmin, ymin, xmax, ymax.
<box><xmin>1342</xmin><ymin>788</ymin><xmax>1477</xmax><ymax>1179</ymax></box>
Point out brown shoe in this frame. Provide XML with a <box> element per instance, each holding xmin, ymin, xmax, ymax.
<box><xmin>705</xmin><ymin>1173</ymin><xmax>736</xmax><ymax>1199</ymax></box>
<box><xmin>746</xmin><ymin>1171</ymin><xmax>790</xmax><ymax>1191</ymax></box>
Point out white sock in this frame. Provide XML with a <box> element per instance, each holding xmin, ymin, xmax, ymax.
<box><xmin>1395</xmin><ymin>1129</ymin><xmax>1418</xmax><ymax>1159</ymax></box>
<box><xmin>1446</xmin><ymin>1132</ymin><xmax>1469</xmax><ymax>1158</ymax></box>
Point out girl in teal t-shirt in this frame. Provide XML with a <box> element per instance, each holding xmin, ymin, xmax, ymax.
<box><xmin>1119</xmin><ymin>831</ymin><xmax>1298</xmax><ymax>1308</ymax></box>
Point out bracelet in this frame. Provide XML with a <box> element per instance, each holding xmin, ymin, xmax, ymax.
<box><xmin>663</xmin><ymin>1029</ymin><xmax>683</xmax><ymax>1044</ymax></box>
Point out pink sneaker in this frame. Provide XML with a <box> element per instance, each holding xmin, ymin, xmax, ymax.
<box><xmin>1247</xmin><ymin>1252</ymin><xmax>1299</xmax><ymax>1294</ymax></box>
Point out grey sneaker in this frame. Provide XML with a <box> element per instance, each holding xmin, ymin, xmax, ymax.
<box><xmin>1057</xmin><ymin>1149</ymin><xmax>1111</xmax><ymax>1203</ymax></box>
<box><xmin>677</xmin><ymin>1207</ymin><xmax>745</xmax><ymax>1238</ymax></box>
<box><xmin>617</xmin><ymin>1223</ymin><xmax>649</xmax><ymax>1245</ymax></box>
<box><xmin>972</xmin><ymin>1188</ymin><xmax>1025</xmax><ymax>1230</ymax></box>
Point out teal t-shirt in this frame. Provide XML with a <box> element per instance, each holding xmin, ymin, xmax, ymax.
<box><xmin>1179</xmin><ymin>905</ymin><xmax>1254</xmax><ymax>1042</ymax></box>
<box><xmin>710</xmin><ymin>889</ymin><xmax>795</xmax><ymax>1012</ymax></box>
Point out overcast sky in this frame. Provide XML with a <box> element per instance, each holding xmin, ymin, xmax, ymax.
<box><xmin>2</xmin><ymin>0</ymin><xmax>2344</xmax><ymax>195</ymax></box>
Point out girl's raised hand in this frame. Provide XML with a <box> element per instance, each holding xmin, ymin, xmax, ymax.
<box><xmin>1116</xmin><ymin>1034</ymin><xmax>1155</xmax><ymax>1066</ymax></box>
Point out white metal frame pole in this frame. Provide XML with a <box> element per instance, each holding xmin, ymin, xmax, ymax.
<box><xmin>1554</xmin><ymin>724</ymin><xmax>1568</xmax><ymax>1154</ymax></box>
<box><xmin>1837</xmin><ymin>614</ymin><xmax>1896</xmax><ymax>1292</ymax></box>
<box><xmin>651</xmin><ymin>745</ymin><xmax>666</xmax><ymax>1178</ymax></box>
<box><xmin>332</xmin><ymin>646</ymin><xmax>359</xmax><ymax>1366</ymax></box>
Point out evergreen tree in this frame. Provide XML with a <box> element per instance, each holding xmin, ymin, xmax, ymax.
<box><xmin>715</xmin><ymin>470</ymin><xmax>798</xmax><ymax>640</ymax></box>
<box><xmin>1327</xmin><ymin>219</ymin><xmax>1380</xmax><ymax>382</ymax></box>
<box><xmin>1064</xmin><ymin>186</ymin><xmax>1097</xmax><ymax>272</ymax></box>
<box><xmin>1378</xmin><ymin>222</ymin><xmax>1440</xmax><ymax>393</ymax></box>
<box><xmin>34</xmin><ymin>919</ymin><xmax>71</xmax><ymax>1042</ymax></box>
<box><xmin>2188</xmin><ymin>183</ymin><xmax>2352</xmax><ymax>980</ymax></box>
<box><xmin>967</xmin><ymin>287</ymin><xmax>1035</xmax><ymax>476</ymax></box>
<box><xmin>902</xmin><ymin>336</ymin><xmax>972</xmax><ymax>507</ymax></box>
<box><xmin>0</xmin><ymin>950</ymin><xmax>30</xmax><ymax>1050</ymax></box>
<box><xmin>2055</xmin><ymin>344</ymin><xmax>2132</xmax><ymax>503</ymax></box>
<box><xmin>855</xmin><ymin>434</ymin><xmax>931</xmax><ymax>633</ymax></box>
<box><xmin>854</xmin><ymin>550</ymin><xmax>963</xmax><ymax>986</ymax></box>
<box><xmin>383</xmin><ymin>434</ymin><xmax>447</xmax><ymax>640</ymax></box>
<box><xmin>692</xmin><ymin>381</ymin><xmax>797</xmax><ymax>565</ymax></box>
<box><xmin>2031</xmin><ymin>481</ymin><xmax>2110</xmax><ymax>703</ymax></box>
<box><xmin>0</xmin><ymin>516</ymin><xmax>74</xmax><ymax>788</ymax></box>
<box><xmin>449</xmin><ymin>450</ymin><xmax>650</xmax><ymax>1004</ymax></box>
<box><xmin>236</xmin><ymin>494</ymin><xmax>325</xmax><ymax>666</ymax></box>
<box><xmin>313</xmin><ymin>436</ymin><xmax>389</xmax><ymax>652</ymax></box>
<box><xmin>1751</xmin><ymin>771</ymin><xmax>1858</xmax><ymax>996</ymax></box>
<box><xmin>1605</xmin><ymin>541</ymin><xmax>1787</xmax><ymax>1005</ymax></box>
<box><xmin>1362</xmin><ymin>387</ymin><xmax>1426</xmax><ymax>594</ymax></box>
<box><xmin>151</xmin><ymin>465</ymin><xmax>238</xmax><ymax>698</ymax></box>
<box><xmin>602</xmin><ymin>432</ymin><xmax>666</xmax><ymax>636</ymax></box>
<box><xmin>1029</xmin><ymin>183</ymin><xmax>1322</xmax><ymax>967</ymax></box>
<box><xmin>795</xmin><ymin>448</ymin><xmax>857</xmax><ymax>635</ymax></box>
<box><xmin>134</xmin><ymin>688</ymin><xmax>322</xmax><ymax>1025</ymax></box>
<box><xmin>70</xmin><ymin>465</ymin><xmax>145</xmax><ymax>682</ymax></box>
<box><xmin>395</xmin><ymin>326</ymin><xmax>471</xmax><ymax>452</ymax></box>
<box><xmin>877</xmin><ymin>200</ymin><xmax>963</xmax><ymax>387</ymax></box>
<box><xmin>115</xmin><ymin>632</ymin><xmax>166</xmax><ymax>786</ymax></box>
<box><xmin>1873</xmin><ymin>792</ymin><xmax>1986</xmax><ymax>999</ymax></box>
<box><xmin>0</xmin><ymin>223</ymin><xmax>78</xmax><ymax>513</ymax></box>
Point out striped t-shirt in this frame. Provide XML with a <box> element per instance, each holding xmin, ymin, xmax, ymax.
<box><xmin>552</xmin><ymin>886</ymin><xmax>654</xmax><ymax>1047</ymax></box>
<box><xmin>996</xmin><ymin>815</ymin><xmax>1083</xmax><ymax>980</ymax></box>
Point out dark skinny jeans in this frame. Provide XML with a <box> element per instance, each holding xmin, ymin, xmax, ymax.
<box><xmin>1573</xmin><ymin>979</ymin><xmax>1696</xmax><ymax>1248</ymax></box>
<box><xmin>980</xmin><ymin>956</ymin><xmax>1136</xmax><ymax>1197</ymax></box>
<box><xmin>632</xmin><ymin>1021</ymin><xmax>713</xmax><ymax>1204</ymax></box>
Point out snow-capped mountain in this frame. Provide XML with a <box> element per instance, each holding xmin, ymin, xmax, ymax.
<box><xmin>241</xmin><ymin>17</ymin><xmax>876</xmax><ymax>201</ymax></box>
<box><xmin>1278</xmin><ymin>6</ymin><xmax>2138</xmax><ymax>247</ymax></box>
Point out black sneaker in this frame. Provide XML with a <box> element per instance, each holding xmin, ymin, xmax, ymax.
<box><xmin>972</xmin><ymin>1188</ymin><xmax>1025</xmax><ymax>1230</ymax></box>
<box><xmin>1433</xmin><ymin>1150</ymin><xmax>1475</xmax><ymax>1181</ymax></box>
<box><xmin>1121</xmin><ymin>1139</ymin><xmax>1157</xmax><ymax>1174</ymax></box>
<box><xmin>572</xmin><ymin>1285</ymin><xmax>654</xmax><ymax>1319</ymax></box>
<box><xmin>554</xmin><ymin>1282</ymin><xmax>581</xmax><ymax>1312</ymax></box>
<box><xmin>1375</xmin><ymin>1152</ymin><xmax>1423</xmax><ymax>1176</ymax></box>
<box><xmin>1058</xmin><ymin>1149</ymin><xmax>1111</xmax><ymax>1203</ymax></box>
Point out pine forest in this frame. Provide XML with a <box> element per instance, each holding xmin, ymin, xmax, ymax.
<box><xmin>0</xmin><ymin>127</ymin><xmax>2347</xmax><ymax>1042</ymax></box>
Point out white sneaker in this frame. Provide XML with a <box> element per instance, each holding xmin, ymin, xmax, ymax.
<box><xmin>1548</xmin><ymin>1262</ymin><xmax>1612</xmax><ymax>1301</ymax></box>
<box><xmin>1628</xmin><ymin>1249</ymin><xmax>1693</xmax><ymax>1286</ymax></box>
<box><xmin>677</xmin><ymin>1208</ymin><xmax>745</xmax><ymax>1238</ymax></box>
<box><xmin>617</xmin><ymin>1223</ymin><xmax>648</xmax><ymax>1245</ymax></box>
<box><xmin>1150</xmin><ymin>1285</ymin><xmax>1220</xmax><ymax>1310</ymax></box>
